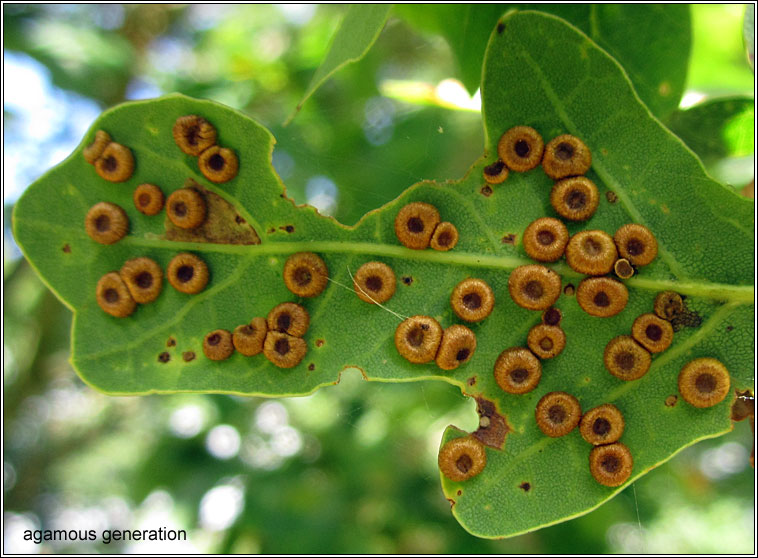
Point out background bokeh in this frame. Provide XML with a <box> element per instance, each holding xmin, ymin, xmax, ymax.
<box><xmin>3</xmin><ymin>4</ymin><xmax>754</xmax><ymax>553</ymax></box>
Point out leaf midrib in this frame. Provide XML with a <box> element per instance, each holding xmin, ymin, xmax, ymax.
<box><xmin>16</xmin><ymin>215</ymin><xmax>755</xmax><ymax>306</ymax></box>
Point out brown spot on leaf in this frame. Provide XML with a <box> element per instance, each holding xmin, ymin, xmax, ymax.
<box><xmin>665</xmin><ymin>395</ymin><xmax>678</xmax><ymax>407</ymax></box>
<box><xmin>741</xmin><ymin>179</ymin><xmax>754</xmax><ymax>199</ymax></box>
<box><xmin>158</xmin><ymin>352</ymin><xmax>170</xmax><ymax>363</ymax></box>
<box><xmin>543</xmin><ymin>307</ymin><xmax>562</xmax><ymax>326</ymax></box>
<box><xmin>279</xmin><ymin>225</ymin><xmax>295</xmax><ymax>234</ymax></box>
<box><xmin>731</xmin><ymin>390</ymin><xmax>754</xmax><ymax>422</ymax></box>
<box><xmin>563</xmin><ymin>283</ymin><xmax>575</xmax><ymax>296</ymax></box>
<box><xmin>467</xmin><ymin>376</ymin><xmax>477</xmax><ymax>387</ymax></box>
<box><xmin>519</xmin><ymin>482</ymin><xmax>531</xmax><ymax>492</ymax></box>
<box><xmin>447</xmin><ymin>498</ymin><xmax>455</xmax><ymax>508</ymax></box>
<box><xmin>670</xmin><ymin>299</ymin><xmax>702</xmax><ymax>332</ymax></box>
<box><xmin>165</xmin><ymin>181</ymin><xmax>260</xmax><ymax>245</ymax></box>
<box><xmin>402</xmin><ymin>276</ymin><xmax>413</xmax><ymax>285</ymax></box>
<box><xmin>480</xmin><ymin>185</ymin><xmax>493</xmax><ymax>197</ymax></box>
<box><xmin>315</xmin><ymin>339</ymin><xmax>324</xmax><ymax>348</ymax></box>
<box><xmin>472</xmin><ymin>396</ymin><xmax>509</xmax><ymax>450</ymax></box>
<box><xmin>308</xmin><ymin>363</ymin><xmax>315</xmax><ymax>371</ymax></box>
<box><xmin>605</xmin><ymin>191</ymin><xmax>618</xmax><ymax>204</ymax></box>
<box><xmin>502</xmin><ymin>233</ymin><xmax>516</xmax><ymax>245</ymax></box>
<box><xmin>726</xmin><ymin>325</ymin><xmax>734</xmax><ymax>332</ymax></box>
<box><xmin>456</xmin><ymin>489</ymin><xmax>462</xmax><ymax>496</ymax></box>
<box><xmin>62</xmin><ymin>244</ymin><xmax>71</xmax><ymax>253</ymax></box>
<box><xmin>167</xmin><ymin>337</ymin><xmax>177</xmax><ymax>347</ymax></box>
<box><xmin>182</xmin><ymin>351</ymin><xmax>196</xmax><ymax>362</ymax></box>
<box><xmin>497</xmin><ymin>22</ymin><xmax>505</xmax><ymax>34</ymax></box>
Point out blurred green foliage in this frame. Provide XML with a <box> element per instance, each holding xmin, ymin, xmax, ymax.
<box><xmin>3</xmin><ymin>4</ymin><xmax>754</xmax><ymax>553</ymax></box>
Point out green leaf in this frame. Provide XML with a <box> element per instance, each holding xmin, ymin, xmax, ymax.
<box><xmin>559</xmin><ymin>4</ymin><xmax>691</xmax><ymax>119</ymax></box>
<box><xmin>688</xmin><ymin>5</ymin><xmax>755</xmax><ymax>95</ymax></box>
<box><xmin>744</xmin><ymin>4</ymin><xmax>754</xmax><ymax>71</ymax></box>
<box><xmin>397</xmin><ymin>5</ymin><xmax>690</xmax><ymax>118</ymax></box>
<box><xmin>668</xmin><ymin>96</ymin><xmax>755</xmax><ymax>161</ymax></box>
<box><xmin>285</xmin><ymin>4</ymin><xmax>392</xmax><ymax>124</ymax></box>
<box><xmin>13</xmin><ymin>11</ymin><xmax>753</xmax><ymax>539</ymax></box>
<box><xmin>666</xmin><ymin>96</ymin><xmax>755</xmax><ymax>189</ymax></box>
<box><xmin>394</xmin><ymin>4</ymin><xmax>506</xmax><ymax>95</ymax></box>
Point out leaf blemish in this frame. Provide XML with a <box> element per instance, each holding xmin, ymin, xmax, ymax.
<box><xmin>483</xmin><ymin>160</ymin><xmax>508</xmax><ymax>184</ymax></box>
<box><xmin>167</xmin><ymin>188</ymin><xmax>207</xmax><ymax>230</ymax></box>
<box><xmin>233</xmin><ymin>318</ymin><xmax>267</xmax><ymax>356</ymax></box>
<box><xmin>395</xmin><ymin>202</ymin><xmax>441</xmax><ymax>250</ymax></box>
<box><xmin>198</xmin><ymin>146</ymin><xmax>239</xmax><ymax>183</ymax></box>
<box><xmin>121</xmin><ymin>257</ymin><xmax>163</xmax><ymax>304</ymax></box>
<box><xmin>204</xmin><ymin>329</ymin><xmax>234</xmax><ymax>361</ymax></box>
<box><xmin>83</xmin><ymin>129</ymin><xmax>111</xmax><ymax>164</ymax></box>
<box><xmin>85</xmin><ymin>202</ymin><xmax>128</xmax><ymax>245</ymax></box>
<box><xmin>182</xmin><ymin>351</ymin><xmax>196</xmax><ymax>362</ymax></box>
<box><xmin>268</xmin><ymin>302</ymin><xmax>310</xmax><ymax>337</ymax></box>
<box><xmin>167</xmin><ymin>337</ymin><xmax>177</xmax><ymax>347</ymax></box>
<box><xmin>167</xmin><ymin>253</ymin><xmax>209</xmax><ymax>294</ymax></box>
<box><xmin>430</xmin><ymin>221</ymin><xmax>459</xmax><ymax>251</ymax></box>
<box><xmin>472</xmin><ymin>396</ymin><xmax>509</xmax><ymax>450</ymax></box>
<box><xmin>165</xmin><ymin>182</ymin><xmax>260</xmax><ymax>245</ymax></box>
<box><xmin>536</xmin><ymin>392</ymin><xmax>582</xmax><ymax>437</ymax></box>
<box><xmin>315</xmin><ymin>339</ymin><xmax>325</xmax><ymax>348</ymax></box>
<box><xmin>670</xmin><ymin>303</ymin><xmax>703</xmax><ymax>332</ymax></box>
<box><xmin>353</xmin><ymin>261</ymin><xmax>397</xmax><ymax>304</ymax></box>
<box><xmin>439</xmin><ymin>436</ymin><xmax>487</xmax><ymax>481</ymax></box>
<box><xmin>731</xmin><ymin>390</ymin><xmax>754</xmax><ymax>422</ymax></box>
<box><xmin>499</xmin><ymin>126</ymin><xmax>544</xmax><ymax>172</ymax></box>
<box><xmin>542</xmin><ymin>307</ymin><xmax>562</xmax><ymax>326</ymax></box>
<box><xmin>158</xmin><ymin>352</ymin><xmax>170</xmax><ymax>363</ymax></box>
<box><xmin>62</xmin><ymin>244</ymin><xmax>71</xmax><ymax>253</ymax></box>
<box><xmin>134</xmin><ymin>183</ymin><xmax>164</xmax><ymax>216</ymax></box>
<box><xmin>501</xmin><ymin>233</ymin><xmax>516</xmax><ymax>244</ymax></box>
<box><xmin>94</xmin><ymin>142</ymin><xmax>134</xmax><ymax>183</ymax></box>
<box><xmin>402</xmin><ymin>276</ymin><xmax>413</xmax><ymax>285</ymax></box>
<box><xmin>519</xmin><ymin>482</ymin><xmax>531</xmax><ymax>492</ymax></box>
<box><xmin>283</xmin><ymin>252</ymin><xmax>329</xmax><ymax>298</ymax></box>
<box><xmin>96</xmin><ymin>272</ymin><xmax>136</xmax><ymax>318</ymax></box>
<box><xmin>173</xmin><ymin>115</ymin><xmax>217</xmax><ymax>156</ymax></box>
<box><xmin>665</xmin><ymin>395</ymin><xmax>678</xmax><ymax>407</ymax></box>
<box><xmin>542</xmin><ymin>134</ymin><xmax>591</xmax><ymax>180</ymax></box>
<box><xmin>494</xmin><ymin>347</ymin><xmax>541</xmax><ymax>395</ymax></box>
<box><xmin>480</xmin><ymin>185</ymin><xmax>493</xmax><ymax>197</ymax></box>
